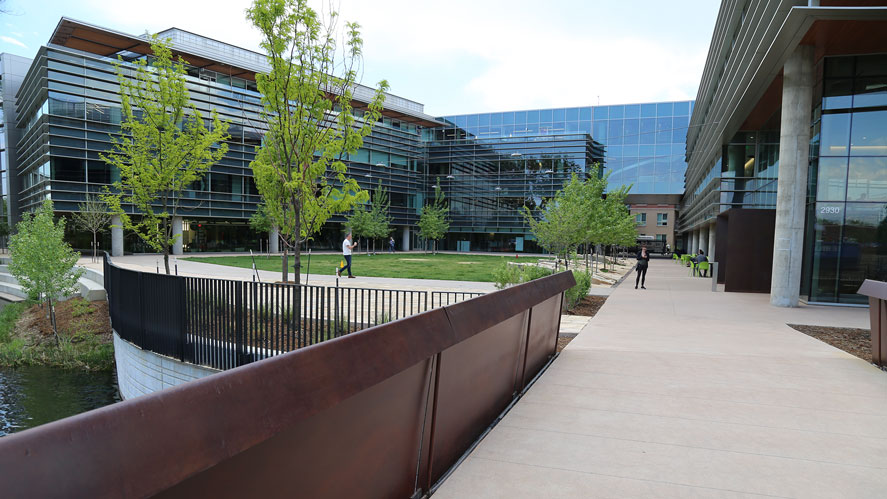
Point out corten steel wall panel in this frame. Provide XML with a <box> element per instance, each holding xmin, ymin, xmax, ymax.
<box><xmin>428</xmin><ymin>312</ymin><xmax>528</xmax><ymax>484</ymax></box>
<box><xmin>0</xmin><ymin>271</ymin><xmax>575</xmax><ymax>498</ymax></box>
<box><xmin>522</xmin><ymin>294</ymin><xmax>562</xmax><ymax>387</ymax></box>
<box><xmin>0</xmin><ymin>308</ymin><xmax>455</xmax><ymax>499</ymax></box>
<box><xmin>723</xmin><ymin>209</ymin><xmax>776</xmax><ymax>293</ymax></box>
<box><xmin>157</xmin><ymin>359</ymin><xmax>434</xmax><ymax>499</ymax></box>
<box><xmin>859</xmin><ymin>280</ymin><xmax>887</xmax><ymax>367</ymax></box>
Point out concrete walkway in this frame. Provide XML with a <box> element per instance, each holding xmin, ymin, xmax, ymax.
<box><xmin>435</xmin><ymin>259</ymin><xmax>887</xmax><ymax>498</ymax></box>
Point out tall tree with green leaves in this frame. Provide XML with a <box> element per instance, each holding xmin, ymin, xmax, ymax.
<box><xmin>71</xmin><ymin>194</ymin><xmax>112</xmax><ymax>263</ymax></box>
<box><xmin>368</xmin><ymin>180</ymin><xmax>392</xmax><ymax>254</ymax></box>
<box><xmin>345</xmin><ymin>203</ymin><xmax>373</xmax><ymax>255</ymax></box>
<box><xmin>523</xmin><ymin>173</ymin><xmax>589</xmax><ymax>268</ymax></box>
<box><xmin>9</xmin><ymin>200</ymin><xmax>84</xmax><ymax>342</ymax></box>
<box><xmin>247</xmin><ymin>0</ymin><xmax>389</xmax><ymax>283</ymax></box>
<box><xmin>596</xmin><ymin>185</ymin><xmax>636</xmax><ymax>269</ymax></box>
<box><xmin>101</xmin><ymin>35</ymin><xmax>230</xmax><ymax>274</ymax></box>
<box><xmin>417</xmin><ymin>182</ymin><xmax>449</xmax><ymax>254</ymax></box>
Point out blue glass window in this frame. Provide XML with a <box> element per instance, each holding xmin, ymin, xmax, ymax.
<box><xmin>565</xmin><ymin>108</ymin><xmax>578</xmax><ymax>121</ymax></box>
<box><xmin>593</xmin><ymin>106</ymin><xmax>608</xmax><ymax>120</ymax></box>
<box><xmin>673</xmin><ymin>101</ymin><xmax>690</xmax><ymax>116</ymax></box>
<box><xmin>624</xmin><ymin>104</ymin><xmax>640</xmax><ymax>119</ymax></box>
<box><xmin>623</xmin><ymin>119</ymin><xmax>639</xmax><ymax>145</ymax></box>
<box><xmin>491</xmin><ymin>113</ymin><xmax>502</xmax><ymax>126</ymax></box>
<box><xmin>527</xmin><ymin>110</ymin><xmax>539</xmax><ymax>123</ymax></box>
<box><xmin>639</xmin><ymin>118</ymin><xmax>656</xmax><ymax>144</ymax></box>
<box><xmin>468</xmin><ymin>114</ymin><xmax>479</xmax><ymax>127</ymax></box>
<box><xmin>592</xmin><ymin>121</ymin><xmax>608</xmax><ymax>143</ymax></box>
<box><xmin>655</xmin><ymin>144</ymin><xmax>672</xmax><ymax>157</ymax></box>
<box><xmin>641</xmin><ymin>103</ymin><xmax>657</xmax><ymax>118</ymax></box>
<box><xmin>817</xmin><ymin>157</ymin><xmax>848</xmax><ymax>201</ymax></box>
<box><xmin>639</xmin><ymin>145</ymin><xmax>655</xmax><ymax>157</ymax></box>
<box><xmin>820</xmin><ymin>113</ymin><xmax>851</xmax><ymax>156</ymax></box>
<box><xmin>854</xmin><ymin>76</ymin><xmax>887</xmax><ymax>108</ymax></box>
<box><xmin>514</xmin><ymin>111</ymin><xmax>527</xmax><ymax>124</ymax></box>
<box><xmin>609</xmin><ymin>105</ymin><xmax>624</xmax><ymax>119</ymax></box>
<box><xmin>579</xmin><ymin>107</ymin><xmax>592</xmax><ymax>120</ymax></box>
<box><xmin>479</xmin><ymin>114</ymin><xmax>490</xmax><ymax>126</ymax></box>
<box><xmin>657</xmin><ymin>102</ymin><xmax>674</xmax><ymax>116</ymax></box>
<box><xmin>608</xmin><ymin>120</ymin><xmax>624</xmax><ymax>145</ymax></box>
<box><xmin>503</xmin><ymin>112</ymin><xmax>514</xmax><ymax>125</ymax></box>
<box><xmin>540</xmin><ymin>109</ymin><xmax>552</xmax><ymax>122</ymax></box>
<box><xmin>553</xmin><ymin>108</ymin><xmax>565</xmax><ymax>121</ymax></box>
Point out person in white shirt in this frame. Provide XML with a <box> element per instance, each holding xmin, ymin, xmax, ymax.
<box><xmin>338</xmin><ymin>232</ymin><xmax>357</xmax><ymax>278</ymax></box>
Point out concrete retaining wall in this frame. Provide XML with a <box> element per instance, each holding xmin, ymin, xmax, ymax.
<box><xmin>113</xmin><ymin>331</ymin><xmax>219</xmax><ymax>400</ymax></box>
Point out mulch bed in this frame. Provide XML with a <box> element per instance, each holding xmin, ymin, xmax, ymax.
<box><xmin>788</xmin><ymin>324</ymin><xmax>872</xmax><ymax>363</ymax></box>
<box><xmin>18</xmin><ymin>298</ymin><xmax>112</xmax><ymax>346</ymax></box>
<box><xmin>557</xmin><ymin>295</ymin><xmax>608</xmax><ymax>352</ymax></box>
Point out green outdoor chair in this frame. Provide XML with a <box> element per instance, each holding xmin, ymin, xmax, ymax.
<box><xmin>696</xmin><ymin>261</ymin><xmax>711</xmax><ymax>277</ymax></box>
<box><xmin>673</xmin><ymin>253</ymin><xmax>680</xmax><ymax>263</ymax></box>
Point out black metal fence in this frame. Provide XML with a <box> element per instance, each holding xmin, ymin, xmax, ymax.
<box><xmin>104</xmin><ymin>253</ymin><xmax>484</xmax><ymax>370</ymax></box>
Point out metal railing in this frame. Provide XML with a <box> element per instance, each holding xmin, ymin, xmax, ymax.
<box><xmin>0</xmin><ymin>267</ymin><xmax>575</xmax><ymax>499</ymax></box>
<box><xmin>103</xmin><ymin>253</ymin><xmax>484</xmax><ymax>370</ymax></box>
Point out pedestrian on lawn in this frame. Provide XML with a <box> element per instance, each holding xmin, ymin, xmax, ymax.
<box><xmin>389</xmin><ymin>236</ymin><xmax>395</xmax><ymax>253</ymax></box>
<box><xmin>338</xmin><ymin>232</ymin><xmax>357</xmax><ymax>278</ymax></box>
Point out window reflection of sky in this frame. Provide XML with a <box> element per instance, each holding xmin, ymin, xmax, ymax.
<box><xmin>441</xmin><ymin>100</ymin><xmax>693</xmax><ymax>194</ymax></box>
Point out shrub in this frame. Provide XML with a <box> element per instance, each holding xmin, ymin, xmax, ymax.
<box><xmin>565</xmin><ymin>270</ymin><xmax>592</xmax><ymax>310</ymax></box>
<box><xmin>493</xmin><ymin>262</ymin><xmax>553</xmax><ymax>290</ymax></box>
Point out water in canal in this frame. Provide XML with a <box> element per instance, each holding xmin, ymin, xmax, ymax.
<box><xmin>0</xmin><ymin>365</ymin><xmax>120</xmax><ymax>437</ymax></box>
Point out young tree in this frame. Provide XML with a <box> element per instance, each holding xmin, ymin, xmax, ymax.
<box><xmin>101</xmin><ymin>35</ymin><xmax>230</xmax><ymax>274</ymax></box>
<box><xmin>417</xmin><ymin>183</ymin><xmax>449</xmax><ymax>254</ymax></box>
<box><xmin>368</xmin><ymin>181</ymin><xmax>392</xmax><ymax>254</ymax></box>
<box><xmin>8</xmin><ymin>200</ymin><xmax>84</xmax><ymax>342</ymax></box>
<box><xmin>597</xmin><ymin>185</ymin><xmax>636</xmax><ymax>269</ymax></box>
<box><xmin>345</xmin><ymin>203</ymin><xmax>373</xmax><ymax>255</ymax></box>
<box><xmin>247</xmin><ymin>0</ymin><xmax>389</xmax><ymax>283</ymax></box>
<box><xmin>522</xmin><ymin>173</ymin><xmax>589</xmax><ymax>268</ymax></box>
<box><xmin>71</xmin><ymin>194</ymin><xmax>112</xmax><ymax>263</ymax></box>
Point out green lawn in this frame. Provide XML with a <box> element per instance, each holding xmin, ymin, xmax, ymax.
<box><xmin>185</xmin><ymin>253</ymin><xmax>542</xmax><ymax>282</ymax></box>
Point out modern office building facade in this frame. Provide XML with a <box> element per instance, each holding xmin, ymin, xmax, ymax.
<box><xmin>1</xmin><ymin>17</ymin><xmax>691</xmax><ymax>256</ymax></box>
<box><xmin>681</xmin><ymin>0</ymin><xmax>887</xmax><ymax>305</ymax></box>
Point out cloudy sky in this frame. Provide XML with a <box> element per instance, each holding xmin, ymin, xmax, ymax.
<box><xmin>1</xmin><ymin>0</ymin><xmax>720</xmax><ymax>115</ymax></box>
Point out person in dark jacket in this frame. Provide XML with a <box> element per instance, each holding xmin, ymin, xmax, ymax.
<box><xmin>635</xmin><ymin>245</ymin><xmax>650</xmax><ymax>289</ymax></box>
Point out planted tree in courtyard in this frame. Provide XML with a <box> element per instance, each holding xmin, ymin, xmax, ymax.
<box><xmin>71</xmin><ymin>194</ymin><xmax>112</xmax><ymax>263</ymax></box>
<box><xmin>368</xmin><ymin>181</ymin><xmax>392</xmax><ymax>254</ymax></box>
<box><xmin>596</xmin><ymin>185</ymin><xmax>636</xmax><ymax>269</ymax></box>
<box><xmin>101</xmin><ymin>36</ymin><xmax>230</xmax><ymax>274</ymax></box>
<box><xmin>246</xmin><ymin>0</ymin><xmax>389</xmax><ymax>283</ymax></box>
<box><xmin>523</xmin><ymin>173</ymin><xmax>589</xmax><ymax>268</ymax></box>
<box><xmin>345</xmin><ymin>203</ymin><xmax>374</xmax><ymax>255</ymax></box>
<box><xmin>417</xmin><ymin>183</ymin><xmax>449</xmax><ymax>254</ymax></box>
<box><xmin>9</xmin><ymin>200</ymin><xmax>84</xmax><ymax>342</ymax></box>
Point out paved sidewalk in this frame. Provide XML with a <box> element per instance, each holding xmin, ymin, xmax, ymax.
<box><xmin>435</xmin><ymin>259</ymin><xmax>886</xmax><ymax>498</ymax></box>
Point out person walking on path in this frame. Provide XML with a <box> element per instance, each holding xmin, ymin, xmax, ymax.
<box><xmin>337</xmin><ymin>233</ymin><xmax>357</xmax><ymax>278</ymax></box>
<box><xmin>388</xmin><ymin>237</ymin><xmax>395</xmax><ymax>253</ymax></box>
<box><xmin>635</xmin><ymin>245</ymin><xmax>650</xmax><ymax>289</ymax></box>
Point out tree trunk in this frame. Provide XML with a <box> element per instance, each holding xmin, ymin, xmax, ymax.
<box><xmin>93</xmin><ymin>231</ymin><xmax>98</xmax><ymax>263</ymax></box>
<box><xmin>282</xmin><ymin>247</ymin><xmax>289</xmax><ymax>283</ymax></box>
<box><xmin>164</xmin><ymin>250</ymin><xmax>170</xmax><ymax>275</ymax></box>
<box><xmin>293</xmin><ymin>239</ymin><xmax>301</xmax><ymax>285</ymax></box>
<box><xmin>48</xmin><ymin>295</ymin><xmax>60</xmax><ymax>345</ymax></box>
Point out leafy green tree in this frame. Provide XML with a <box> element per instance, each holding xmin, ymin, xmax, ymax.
<box><xmin>345</xmin><ymin>203</ymin><xmax>374</xmax><ymax>255</ymax></box>
<box><xmin>596</xmin><ymin>185</ymin><xmax>636</xmax><ymax>269</ymax></box>
<box><xmin>417</xmin><ymin>183</ymin><xmax>449</xmax><ymax>254</ymax></box>
<box><xmin>523</xmin><ymin>173</ymin><xmax>589</xmax><ymax>268</ymax></box>
<box><xmin>71</xmin><ymin>194</ymin><xmax>112</xmax><ymax>263</ymax></box>
<box><xmin>101</xmin><ymin>35</ymin><xmax>230</xmax><ymax>274</ymax></box>
<box><xmin>368</xmin><ymin>181</ymin><xmax>392</xmax><ymax>254</ymax></box>
<box><xmin>9</xmin><ymin>200</ymin><xmax>84</xmax><ymax>342</ymax></box>
<box><xmin>249</xmin><ymin>203</ymin><xmax>273</xmax><ymax>234</ymax></box>
<box><xmin>247</xmin><ymin>0</ymin><xmax>389</xmax><ymax>283</ymax></box>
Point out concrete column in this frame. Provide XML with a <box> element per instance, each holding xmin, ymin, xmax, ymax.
<box><xmin>172</xmin><ymin>216</ymin><xmax>183</xmax><ymax>255</ymax></box>
<box><xmin>111</xmin><ymin>215</ymin><xmax>123</xmax><ymax>257</ymax></box>
<box><xmin>690</xmin><ymin>229</ymin><xmax>698</xmax><ymax>254</ymax></box>
<box><xmin>708</xmin><ymin>221</ymin><xmax>717</xmax><ymax>262</ymax></box>
<box><xmin>771</xmin><ymin>44</ymin><xmax>814</xmax><ymax>307</ymax></box>
<box><xmin>699</xmin><ymin>225</ymin><xmax>709</xmax><ymax>259</ymax></box>
<box><xmin>401</xmin><ymin>226</ymin><xmax>410</xmax><ymax>252</ymax></box>
<box><xmin>269</xmin><ymin>226</ymin><xmax>279</xmax><ymax>253</ymax></box>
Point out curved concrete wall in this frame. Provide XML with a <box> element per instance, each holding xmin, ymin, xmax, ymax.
<box><xmin>113</xmin><ymin>331</ymin><xmax>219</xmax><ymax>400</ymax></box>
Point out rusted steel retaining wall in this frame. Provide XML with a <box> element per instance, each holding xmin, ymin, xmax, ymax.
<box><xmin>0</xmin><ymin>271</ymin><xmax>574</xmax><ymax>498</ymax></box>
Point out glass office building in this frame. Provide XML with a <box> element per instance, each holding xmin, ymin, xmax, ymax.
<box><xmin>442</xmin><ymin>101</ymin><xmax>693</xmax><ymax>195</ymax></box>
<box><xmin>803</xmin><ymin>54</ymin><xmax>887</xmax><ymax>304</ymax></box>
<box><xmin>4</xmin><ymin>18</ymin><xmax>692</xmax><ymax>255</ymax></box>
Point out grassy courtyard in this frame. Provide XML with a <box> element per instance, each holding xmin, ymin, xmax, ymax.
<box><xmin>186</xmin><ymin>253</ymin><xmax>543</xmax><ymax>282</ymax></box>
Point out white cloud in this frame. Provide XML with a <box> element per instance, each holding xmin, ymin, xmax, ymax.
<box><xmin>0</xmin><ymin>35</ymin><xmax>27</xmax><ymax>49</ymax></box>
